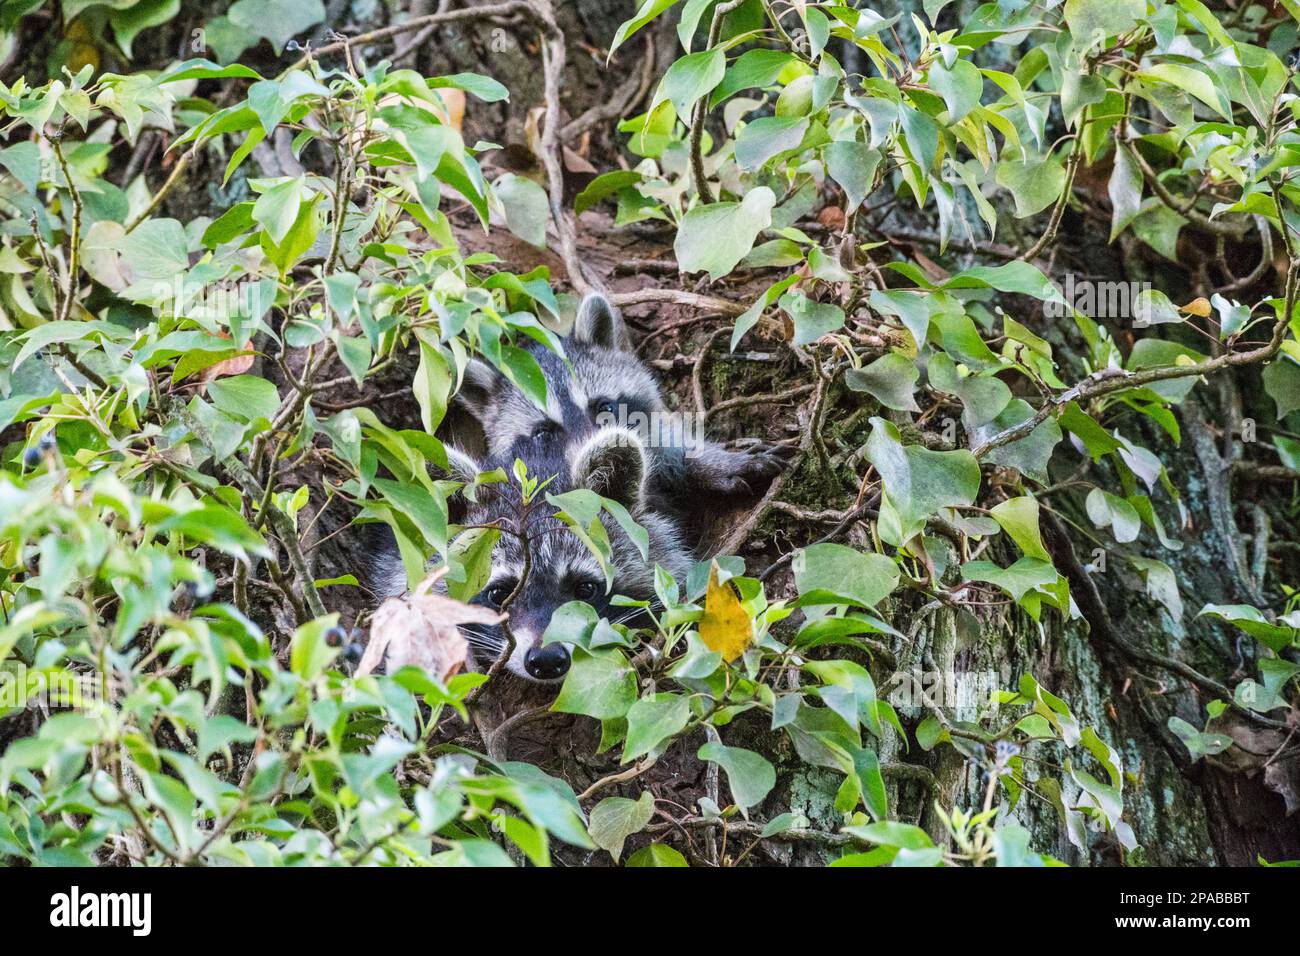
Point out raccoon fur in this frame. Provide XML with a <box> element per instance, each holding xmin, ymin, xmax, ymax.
<box><xmin>371</xmin><ymin>425</ymin><xmax>691</xmax><ymax>683</ymax></box>
<box><xmin>452</xmin><ymin>293</ymin><xmax>786</xmax><ymax>516</ymax></box>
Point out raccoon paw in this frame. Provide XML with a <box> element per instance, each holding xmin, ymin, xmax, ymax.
<box><xmin>695</xmin><ymin>442</ymin><xmax>790</xmax><ymax>495</ymax></box>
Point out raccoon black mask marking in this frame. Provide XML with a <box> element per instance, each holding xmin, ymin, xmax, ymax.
<box><xmin>454</xmin><ymin>293</ymin><xmax>786</xmax><ymax>512</ymax></box>
<box><xmin>371</xmin><ymin>426</ymin><xmax>690</xmax><ymax>683</ymax></box>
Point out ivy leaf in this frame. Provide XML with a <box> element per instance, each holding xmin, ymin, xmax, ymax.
<box><xmin>989</xmin><ymin>496</ymin><xmax>1051</xmax><ymax>561</ymax></box>
<box><xmin>794</xmin><ymin>542</ymin><xmax>899</xmax><ymax>608</ymax></box>
<box><xmin>1108</xmin><ymin>144</ymin><xmax>1143</xmax><ymax>241</ymax></box>
<box><xmin>553</xmin><ymin>648</ymin><xmax>638</xmax><ymax>720</ymax></box>
<box><xmin>658</xmin><ymin>47</ymin><xmax>725</xmax><ymax>120</ymax></box>
<box><xmin>996</xmin><ymin>157</ymin><xmax>1067</xmax><ymax>218</ymax></box>
<box><xmin>207</xmin><ymin>375</ymin><xmax>280</xmax><ymax>422</ymax></box>
<box><xmin>1198</xmin><ymin>604</ymin><xmax>1298</xmax><ymax>653</ymax></box>
<box><xmin>1064</xmin><ymin>0</ymin><xmax>1144</xmax><ymax>40</ymax></box>
<box><xmin>1128</xmin><ymin>557</ymin><xmax>1183</xmax><ymax>621</ymax></box>
<box><xmin>971</xmin><ymin>399</ymin><xmax>1063</xmax><ymax>482</ymax></box>
<box><xmin>228</xmin><ymin>0</ymin><xmax>325</xmax><ymax>53</ymax></box>
<box><xmin>865</xmin><ymin>417</ymin><xmax>981</xmax><ymax>541</ymax></box>
<box><xmin>1168</xmin><ymin>716</ymin><xmax>1233</xmax><ymax>762</ymax></box>
<box><xmin>735</xmin><ymin>115</ymin><xmax>809</xmax><ymax>170</ymax></box>
<box><xmin>1085</xmin><ymin>488</ymin><xmax>1141</xmax><ymax>543</ymax></box>
<box><xmin>625</xmin><ymin>844</ymin><xmax>688</xmax><ymax>866</ymax></box>
<box><xmin>699</xmin><ymin>561</ymin><xmax>751</xmax><ymax>662</ymax></box>
<box><xmin>928</xmin><ymin>58</ymin><xmax>982</xmax><ymax>122</ymax></box>
<box><xmin>494</xmin><ymin>173</ymin><xmax>549</xmax><ymax>248</ymax></box>
<box><xmin>623</xmin><ymin>693</ymin><xmax>691</xmax><ymax>763</ymax></box>
<box><xmin>962</xmin><ymin>557</ymin><xmax>1060</xmax><ymax>602</ymax></box>
<box><xmin>1263</xmin><ymin>357</ymin><xmax>1300</xmax><ymax>419</ymax></box>
<box><xmin>698</xmin><ymin>742</ymin><xmax>776</xmax><ymax>811</ymax></box>
<box><xmin>779</xmin><ymin>291</ymin><xmax>845</xmax><ymax>346</ymax></box>
<box><xmin>675</xmin><ymin>186</ymin><xmax>776</xmax><ymax>280</ymax></box>
<box><xmin>845</xmin><ymin>351</ymin><xmax>920</xmax><ymax>411</ymax></box>
<box><xmin>588</xmin><ymin>790</ymin><xmax>655</xmax><ymax>861</ymax></box>
<box><xmin>825</xmin><ymin>140</ymin><xmax>880</xmax><ymax>211</ymax></box>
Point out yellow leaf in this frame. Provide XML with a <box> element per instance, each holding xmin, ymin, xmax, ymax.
<box><xmin>699</xmin><ymin>561</ymin><xmax>751</xmax><ymax>663</ymax></box>
<box><xmin>1180</xmin><ymin>297</ymin><xmax>1211</xmax><ymax>317</ymax></box>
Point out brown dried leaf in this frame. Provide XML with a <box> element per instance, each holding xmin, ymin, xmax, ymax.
<box><xmin>1180</xmin><ymin>296</ymin><xmax>1212</xmax><ymax>317</ymax></box>
<box><xmin>200</xmin><ymin>344</ymin><xmax>255</xmax><ymax>383</ymax></box>
<box><xmin>360</xmin><ymin>568</ymin><xmax>502</xmax><ymax>682</ymax></box>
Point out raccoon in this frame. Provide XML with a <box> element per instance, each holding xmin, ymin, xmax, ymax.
<box><xmin>372</xmin><ymin>424</ymin><xmax>691</xmax><ymax>682</ymax></box>
<box><xmin>452</xmin><ymin>293</ymin><xmax>786</xmax><ymax>515</ymax></box>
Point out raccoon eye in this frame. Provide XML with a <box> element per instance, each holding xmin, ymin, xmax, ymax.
<box><xmin>484</xmin><ymin>582</ymin><xmax>514</xmax><ymax>607</ymax></box>
<box><xmin>530</xmin><ymin>422</ymin><xmax>558</xmax><ymax>441</ymax></box>
<box><xmin>592</xmin><ymin>399</ymin><xmax>618</xmax><ymax>419</ymax></box>
<box><xmin>573</xmin><ymin>580</ymin><xmax>599</xmax><ymax>601</ymax></box>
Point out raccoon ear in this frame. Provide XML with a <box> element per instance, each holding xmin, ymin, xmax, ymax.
<box><xmin>573</xmin><ymin>293</ymin><xmax>630</xmax><ymax>351</ymax></box>
<box><xmin>570</xmin><ymin>426</ymin><xmax>648</xmax><ymax>508</ymax></box>
<box><xmin>453</xmin><ymin>358</ymin><xmax>505</xmax><ymax>417</ymax></box>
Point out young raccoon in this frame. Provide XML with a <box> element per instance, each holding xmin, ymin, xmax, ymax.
<box><xmin>372</xmin><ymin>425</ymin><xmax>691</xmax><ymax>682</ymax></box>
<box><xmin>453</xmin><ymin>293</ymin><xmax>786</xmax><ymax>513</ymax></box>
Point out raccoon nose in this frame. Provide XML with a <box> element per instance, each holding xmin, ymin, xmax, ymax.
<box><xmin>524</xmin><ymin>643</ymin><xmax>570</xmax><ymax>681</ymax></box>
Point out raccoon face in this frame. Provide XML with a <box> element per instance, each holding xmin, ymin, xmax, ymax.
<box><xmin>456</xmin><ymin>294</ymin><xmax>665</xmax><ymax>465</ymax></box>
<box><xmin>454</xmin><ymin>425</ymin><xmax>689</xmax><ymax>683</ymax></box>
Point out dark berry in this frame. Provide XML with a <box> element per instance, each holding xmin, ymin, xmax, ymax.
<box><xmin>22</xmin><ymin>446</ymin><xmax>41</xmax><ymax>469</ymax></box>
<box><xmin>38</xmin><ymin>432</ymin><xmax>56</xmax><ymax>452</ymax></box>
<box><xmin>343</xmin><ymin>642</ymin><xmax>365</xmax><ymax>665</ymax></box>
<box><xmin>324</xmin><ymin>625</ymin><xmax>347</xmax><ymax>647</ymax></box>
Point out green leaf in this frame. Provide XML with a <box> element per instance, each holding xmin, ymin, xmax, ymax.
<box><xmin>0</xmin><ymin>142</ymin><xmax>40</xmax><ymax>193</ymax></box>
<box><xmin>110</xmin><ymin>0</ymin><xmax>180</xmax><ymax>59</ymax></box>
<box><xmin>625</xmin><ymin>843</ymin><xmax>688</xmax><ymax>867</ymax></box>
<box><xmin>623</xmin><ymin>692</ymin><xmax>691</xmax><ymax>763</ymax></box>
<box><xmin>290</xmin><ymin>614</ymin><xmax>340</xmax><ymax>681</ymax></box>
<box><xmin>1108</xmin><ymin>144</ymin><xmax>1142</xmax><ymax>241</ymax></box>
<box><xmin>996</xmin><ymin>157</ymin><xmax>1067</xmax><ymax>218</ymax></box>
<box><xmin>1167</xmin><ymin>716</ymin><xmax>1233</xmax><ymax>761</ymax></box>
<box><xmin>553</xmin><ymin>648</ymin><xmax>638</xmax><ymax>720</ymax></box>
<box><xmin>845</xmin><ymin>351</ymin><xmax>920</xmax><ymax>411</ymax></box>
<box><xmin>1064</xmin><ymin>0</ymin><xmax>1144</xmax><ymax>40</ymax></box>
<box><xmin>794</xmin><ymin>542</ymin><xmax>899</xmax><ymax>608</ymax></box>
<box><xmin>989</xmin><ymin>496</ymin><xmax>1051</xmax><ymax>561</ymax></box>
<box><xmin>494</xmin><ymin>173</ymin><xmax>549</xmax><ymax>248</ymax></box>
<box><xmin>588</xmin><ymin>790</ymin><xmax>655</xmax><ymax>861</ymax></box>
<box><xmin>1263</xmin><ymin>357</ymin><xmax>1300</xmax><ymax>419</ymax></box>
<box><xmin>865</xmin><ymin>417</ymin><xmax>981</xmax><ymax>541</ymax></box>
<box><xmin>825</xmin><ymin>140</ymin><xmax>880</xmax><ymax>211</ymax></box>
<box><xmin>252</xmin><ymin>177</ymin><xmax>304</xmax><ymax>244</ymax></box>
<box><xmin>962</xmin><ymin>557</ymin><xmax>1060</xmax><ymax>602</ymax></box>
<box><xmin>610</xmin><ymin>0</ymin><xmax>682</xmax><ymax>56</ymax></box>
<box><xmin>118</xmin><ymin>217</ymin><xmax>189</xmax><ymax>280</ymax></box>
<box><xmin>735</xmin><ymin>115</ymin><xmax>809</xmax><ymax>170</ymax></box>
<box><xmin>779</xmin><ymin>291</ymin><xmax>845</xmax><ymax>346</ymax></box>
<box><xmin>228</xmin><ymin>0</ymin><xmax>325</xmax><ymax>52</ymax></box>
<box><xmin>698</xmin><ymin>742</ymin><xmax>776</xmax><ymax>810</ymax></box>
<box><xmin>658</xmin><ymin>47</ymin><xmax>725</xmax><ymax>120</ymax></box>
<box><xmin>1129</xmin><ymin>556</ymin><xmax>1183</xmax><ymax>621</ymax></box>
<box><xmin>1198</xmin><ymin>604</ymin><xmax>1297</xmax><ymax>653</ymax></box>
<box><xmin>928</xmin><ymin>57</ymin><xmax>982</xmax><ymax>122</ymax></box>
<box><xmin>207</xmin><ymin>375</ymin><xmax>280</xmax><ymax>422</ymax></box>
<box><xmin>446</xmin><ymin>528</ymin><xmax>500</xmax><ymax>602</ymax></box>
<box><xmin>574</xmin><ymin>170</ymin><xmax>642</xmax><ymax>215</ymax></box>
<box><xmin>674</xmin><ymin>187</ymin><xmax>776</xmax><ymax>280</ymax></box>
<box><xmin>1085</xmin><ymin>488</ymin><xmax>1141</xmax><ymax>544</ymax></box>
